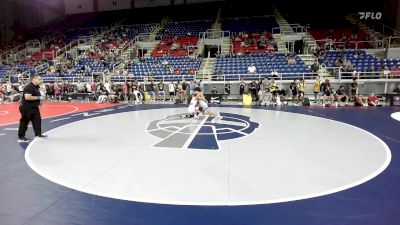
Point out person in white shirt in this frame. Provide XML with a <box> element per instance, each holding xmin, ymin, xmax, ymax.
<box><xmin>247</xmin><ymin>64</ymin><xmax>257</xmax><ymax>74</ymax></box>
<box><xmin>104</xmin><ymin>81</ymin><xmax>111</xmax><ymax>93</ymax></box>
<box><xmin>168</xmin><ymin>82</ymin><xmax>175</xmax><ymax>101</ymax></box>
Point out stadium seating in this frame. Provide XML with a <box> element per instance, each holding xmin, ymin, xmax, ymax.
<box><xmin>222</xmin><ymin>16</ymin><xmax>278</xmax><ymax>33</ymax></box>
<box><xmin>322</xmin><ymin>50</ymin><xmax>400</xmax><ymax>76</ymax></box>
<box><xmin>111</xmin><ymin>56</ymin><xmax>200</xmax><ymax>82</ymax></box>
<box><xmin>152</xmin><ymin>36</ymin><xmax>198</xmax><ymax>57</ymax></box>
<box><xmin>159</xmin><ymin>21</ymin><xmax>212</xmax><ymax>38</ymax></box>
<box><xmin>214</xmin><ymin>53</ymin><xmax>310</xmax><ymax>80</ymax></box>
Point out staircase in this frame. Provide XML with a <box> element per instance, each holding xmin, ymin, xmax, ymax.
<box><xmin>197</xmin><ymin>57</ymin><xmax>216</xmax><ymax>81</ymax></box>
<box><xmin>272</xmin><ymin>6</ymin><xmax>294</xmax><ymax>52</ymax></box>
<box><xmin>143</xmin><ymin>41</ymin><xmax>160</xmax><ymax>58</ymax></box>
<box><xmin>302</xmin><ymin>33</ymin><xmax>318</xmax><ymax>54</ymax></box>
<box><xmin>221</xmin><ymin>36</ymin><xmax>231</xmax><ymax>55</ymax></box>
<box><xmin>298</xmin><ymin>54</ymin><xmax>317</xmax><ymax>66</ymax></box>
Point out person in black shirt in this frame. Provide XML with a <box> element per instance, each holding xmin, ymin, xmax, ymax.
<box><xmin>158</xmin><ymin>81</ymin><xmax>165</xmax><ymax>102</ymax></box>
<box><xmin>224</xmin><ymin>81</ymin><xmax>232</xmax><ymax>101</ymax></box>
<box><xmin>249</xmin><ymin>80</ymin><xmax>257</xmax><ymax>101</ymax></box>
<box><xmin>17</xmin><ymin>74</ymin><xmax>47</xmax><ymax>142</ymax></box>
<box><xmin>239</xmin><ymin>79</ymin><xmax>246</xmax><ymax>101</ymax></box>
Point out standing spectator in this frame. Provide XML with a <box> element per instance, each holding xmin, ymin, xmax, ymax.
<box><xmin>298</xmin><ymin>79</ymin><xmax>306</xmax><ymax>102</ymax></box>
<box><xmin>350</xmin><ymin>77</ymin><xmax>358</xmax><ymax>100</ymax></box>
<box><xmin>168</xmin><ymin>82</ymin><xmax>175</xmax><ymax>101</ymax></box>
<box><xmin>224</xmin><ymin>81</ymin><xmax>232</xmax><ymax>100</ymax></box>
<box><xmin>158</xmin><ymin>81</ymin><xmax>166</xmax><ymax>102</ymax></box>
<box><xmin>313</xmin><ymin>76</ymin><xmax>321</xmax><ymax>103</ymax></box>
<box><xmin>290</xmin><ymin>79</ymin><xmax>299</xmax><ymax>103</ymax></box>
<box><xmin>249</xmin><ymin>80</ymin><xmax>257</xmax><ymax>101</ymax></box>
<box><xmin>239</xmin><ymin>79</ymin><xmax>246</xmax><ymax>101</ymax></box>
<box><xmin>148</xmin><ymin>81</ymin><xmax>157</xmax><ymax>103</ymax></box>
<box><xmin>199</xmin><ymin>80</ymin><xmax>204</xmax><ymax>92</ymax></box>
<box><xmin>0</xmin><ymin>83</ymin><xmax>5</xmax><ymax>104</ymax></box>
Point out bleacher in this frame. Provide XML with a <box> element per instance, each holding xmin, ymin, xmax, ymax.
<box><xmin>123</xmin><ymin>24</ymin><xmax>158</xmax><ymax>39</ymax></box>
<box><xmin>231</xmin><ymin>32</ymin><xmax>276</xmax><ymax>55</ymax></box>
<box><xmin>159</xmin><ymin>21</ymin><xmax>212</xmax><ymax>38</ymax></box>
<box><xmin>222</xmin><ymin>16</ymin><xmax>278</xmax><ymax>33</ymax></box>
<box><xmin>214</xmin><ymin>53</ymin><xmax>310</xmax><ymax>80</ymax></box>
<box><xmin>322</xmin><ymin>50</ymin><xmax>400</xmax><ymax>75</ymax></box>
<box><xmin>111</xmin><ymin>56</ymin><xmax>200</xmax><ymax>82</ymax></box>
<box><xmin>152</xmin><ymin>36</ymin><xmax>198</xmax><ymax>57</ymax></box>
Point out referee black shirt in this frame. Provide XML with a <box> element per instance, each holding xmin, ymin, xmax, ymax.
<box><xmin>21</xmin><ymin>82</ymin><xmax>41</xmax><ymax>107</ymax></box>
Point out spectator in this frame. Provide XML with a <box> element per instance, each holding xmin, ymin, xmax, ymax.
<box><xmin>270</xmin><ymin>68</ymin><xmax>279</xmax><ymax>78</ymax></box>
<box><xmin>247</xmin><ymin>64</ymin><xmax>257</xmax><ymax>74</ymax></box>
<box><xmin>367</xmin><ymin>92</ymin><xmax>382</xmax><ymax>106</ymax></box>
<box><xmin>313</xmin><ymin>76</ymin><xmax>322</xmax><ymax>103</ymax></box>
<box><xmin>298</xmin><ymin>79</ymin><xmax>306</xmax><ymax>102</ymax></box>
<box><xmin>393</xmin><ymin>84</ymin><xmax>400</xmax><ymax>94</ymax></box>
<box><xmin>320</xmin><ymin>79</ymin><xmax>334</xmax><ymax>106</ymax></box>
<box><xmin>287</xmin><ymin>55</ymin><xmax>296</xmax><ymax>65</ymax></box>
<box><xmin>355</xmin><ymin>94</ymin><xmax>368</xmax><ymax>106</ymax></box>
<box><xmin>350</xmin><ymin>77</ymin><xmax>358</xmax><ymax>100</ymax></box>
<box><xmin>335</xmin><ymin>85</ymin><xmax>349</xmax><ymax>106</ymax></box>
<box><xmin>311</xmin><ymin>60</ymin><xmax>320</xmax><ymax>73</ymax></box>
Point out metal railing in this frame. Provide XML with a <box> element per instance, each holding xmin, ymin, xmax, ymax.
<box><xmin>109</xmin><ymin>74</ymin><xmax>196</xmax><ymax>84</ymax></box>
<box><xmin>272</xmin><ymin>24</ymin><xmax>308</xmax><ymax>35</ymax></box>
<box><xmin>199</xmin><ymin>29</ymin><xmax>230</xmax><ymax>40</ymax></box>
<box><xmin>314</xmin><ymin>39</ymin><xmax>385</xmax><ymax>50</ymax></box>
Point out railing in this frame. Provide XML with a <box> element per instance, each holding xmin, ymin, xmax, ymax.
<box><xmin>272</xmin><ymin>24</ymin><xmax>308</xmax><ymax>35</ymax></box>
<box><xmin>314</xmin><ymin>39</ymin><xmax>386</xmax><ymax>50</ymax></box>
<box><xmin>39</xmin><ymin>76</ymin><xmax>95</xmax><ymax>84</ymax></box>
<box><xmin>135</xmin><ymin>33</ymin><xmax>154</xmax><ymax>42</ymax></box>
<box><xmin>199</xmin><ymin>29</ymin><xmax>230</xmax><ymax>40</ymax></box>
<box><xmin>109</xmin><ymin>74</ymin><xmax>196</xmax><ymax>83</ymax></box>
<box><xmin>35</xmin><ymin>63</ymin><xmax>48</xmax><ymax>73</ymax></box>
<box><xmin>387</xmin><ymin>36</ymin><xmax>400</xmax><ymax>48</ymax></box>
<box><xmin>55</xmin><ymin>39</ymin><xmax>80</xmax><ymax>59</ymax></box>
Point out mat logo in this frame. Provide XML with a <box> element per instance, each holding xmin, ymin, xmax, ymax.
<box><xmin>146</xmin><ymin>112</ymin><xmax>259</xmax><ymax>150</ymax></box>
<box><xmin>359</xmin><ymin>12</ymin><xmax>382</xmax><ymax>20</ymax></box>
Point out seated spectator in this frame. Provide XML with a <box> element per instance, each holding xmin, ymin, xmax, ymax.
<box><xmin>354</xmin><ymin>94</ymin><xmax>368</xmax><ymax>106</ymax></box>
<box><xmin>367</xmin><ymin>92</ymin><xmax>382</xmax><ymax>106</ymax></box>
<box><xmin>393</xmin><ymin>84</ymin><xmax>400</xmax><ymax>94</ymax></box>
<box><xmin>335</xmin><ymin>85</ymin><xmax>349</xmax><ymax>106</ymax></box>
<box><xmin>320</xmin><ymin>79</ymin><xmax>334</xmax><ymax>106</ymax></box>
<box><xmin>287</xmin><ymin>55</ymin><xmax>296</xmax><ymax>65</ymax></box>
<box><xmin>210</xmin><ymin>86</ymin><xmax>221</xmax><ymax>104</ymax></box>
<box><xmin>270</xmin><ymin>68</ymin><xmax>279</xmax><ymax>78</ymax></box>
<box><xmin>311</xmin><ymin>60</ymin><xmax>320</xmax><ymax>73</ymax></box>
<box><xmin>247</xmin><ymin>64</ymin><xmax>257</xmax><ymax>74</ymax></box>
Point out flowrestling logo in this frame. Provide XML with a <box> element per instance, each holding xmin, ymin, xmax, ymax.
<box><xmin>146</xmin><ymin>112</ymin><xmax>259</xmax><ymax>150</ymax></box>
<box><xmin>359</xmin><ymin>12</ymin><xmax>382</xmax><ymax>20</ymax></box>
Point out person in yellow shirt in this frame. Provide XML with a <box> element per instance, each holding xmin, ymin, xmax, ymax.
<box><xmin>313</xmin><ymin>76</ymin><xmax>321</xmax><ymax>103</ymax></box>
<box><xmin>269</xmin><ymin>79</ymin><xmax>277</xmax><ymax>94</ymax></box>
<box><xmin>298</xmin><ymin>79</ymin><xmax>306</xmax><ymax>102</ymax></box>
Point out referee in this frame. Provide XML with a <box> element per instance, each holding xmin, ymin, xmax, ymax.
<box><xmin>17</xmin><ymin>74</ymin><xmax>47</xmax><ymax>142</ymax></box>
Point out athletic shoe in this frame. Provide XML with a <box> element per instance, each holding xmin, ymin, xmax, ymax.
<box><xmin>17</xmin><ymin>137</ymin><xmax>31</xmax><ymax>143</ymax></box>
<box><xmin>35</xmin><ymin>135</ymin><xmax>48</xmax><ymax>139</ymax></box>
<box><xmin>193</xmin><ymin>114</ymin><xmax>199</xmax><ymax>120</ymax></box>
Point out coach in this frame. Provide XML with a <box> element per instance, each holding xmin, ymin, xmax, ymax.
<box><xmin>17</xmin><ymin>74</ymin><xmax>47</xmax><ymax>142</ymax></box>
